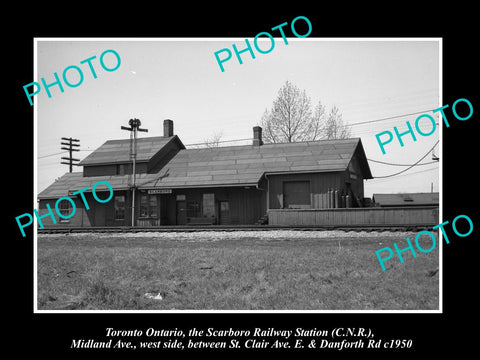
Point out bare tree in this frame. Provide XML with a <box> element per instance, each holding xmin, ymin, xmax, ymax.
<box><xmin>260</xmin><ymin>81</ymin><xmax>350</xmax><ymax>143</ymax></box>
<box><xmin>261</xmin><ymin>81</ymin><xmax>313</xmax><ymax>143</ymax></box>
<box><xmin>323</xmin><ymin>105</ymin><xmax>351</xmax><ymax>139</ymax></box>
<box><xmin>203</xmin><ymin>131</ymin><xmax>223</xmax><ymax>148</ymax></box>
<box><xmin>308</xmin><ymin>100</ymin><xmax>326</xmax><ymax>141</ymax></box>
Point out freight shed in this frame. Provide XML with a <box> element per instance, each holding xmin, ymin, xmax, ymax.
<box><xmin>37</xmin><ymin>120</ymin><xmax>373</xmax><ymax>227</ymax></box>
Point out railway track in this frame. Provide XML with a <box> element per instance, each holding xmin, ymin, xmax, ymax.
<box><xmin>37</xmin><ymin>224</ymin><xmax>432</xmax><ymax>234</ymax></box>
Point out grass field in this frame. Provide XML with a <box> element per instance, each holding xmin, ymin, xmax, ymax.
<box><xmin>37</xmin><ymin>230</ymin><xmax>439</xmax><ymax>311</ymax></box>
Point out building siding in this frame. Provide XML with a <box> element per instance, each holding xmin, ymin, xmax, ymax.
<box><xmin>267</xmin><ymin>171</ymin><xmax>357</xmax><ymax>210</ymax></box>
<box><xmin>163</xmin><ymin>187</ymin><xmax>266</xmax><ymax>225</ymax></box>
<box><xmin>37</xmin><ymin>195</ymin><xmax>95</xmax><ymax>228</ymax></box>
<box><xmin>37</xmin><ymin>186</ymin><xmax>267</xmax><ymax>228</ymax></box>
<box><xmin>83</xmin><ymin>163</ymin><xmax>148</xmax><ymax>177</ymax></box>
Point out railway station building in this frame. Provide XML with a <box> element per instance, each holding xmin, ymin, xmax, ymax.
<box><xmin>37</xmin><ymin>119</ymin><xmax>374</xmax><ymax>228</ymax></box>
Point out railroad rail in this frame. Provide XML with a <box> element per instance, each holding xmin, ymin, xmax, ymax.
<box><xmin>37</xmin><ymin>224</ymin><xmax>434</xmax><ymax>234</ymax></box>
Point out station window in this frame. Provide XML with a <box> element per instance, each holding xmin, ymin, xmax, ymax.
<box><xmin>149</xmin><ymin>195</ymin><xmax>158</xmax><ymax>218</ymax></box>
<box><xmin>114</xmin><ymin>195</ymin><xmax>125</xmax><ymax>220</ymax></box>
<box><xmin>58</xmin><ymin>199</ymin><xmax>73</xmax><ymax>218</ymax></box>
<box><xmin>187</xmin><ymin>201</ymin><xmax>201</xmax><ymax>218</ymax></box>
<box><xmin>140</xmin><ymin>194</ymin><xmax>158</xmax><ymax>218</ymax></box>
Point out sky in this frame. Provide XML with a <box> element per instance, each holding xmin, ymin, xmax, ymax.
<box><xmin>35</xmin><ymin>38</ymin><xmax>440</xmax><ymax>198</ymax></box>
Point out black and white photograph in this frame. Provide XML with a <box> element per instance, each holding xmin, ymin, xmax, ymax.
<box><xmin>33</xmin><ymin>38</ymin><xmax>441</xmax><ymax>312</ymax></box>
<box><xmin>8</xmin><ymin>7</ymin><xmax>478</xmax><ymax>356</ymax></box>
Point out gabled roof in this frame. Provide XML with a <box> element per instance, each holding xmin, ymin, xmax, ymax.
<box><xmin>78</xmin><ymin>135</ymin><xmax>184</xmax><ymax>166</ymax></box>
<box><xmin>373</xmin><ymin>192</ymin><xmax>439</xmax><ymax>206</ymax></box>
<box><xmin>149</xmin><ymin>137</ymin><xmax>371</xmax><ymax>188</ymax></box>
<box><xmin>38</xmin><ymin>137</ymin><xmax>372</xmax><ymax>199</ymax></box>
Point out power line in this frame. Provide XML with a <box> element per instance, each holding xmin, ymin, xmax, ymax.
<box><xmin>368</xmin><ymin>165</ymin><xmax>438</xmax><ymax>184</ymax></box>
<box><xmin>35</xmin><ymin>102</ymin><xmax>438</xmax><ymax>151</ymax></box>
<box><xmin>38</xmin><ymin>147</ymin><xmax>96</xmax><ymax>160</ymax></box>
<box><xmin>185</xmin><ymin>138</ymin><xmax>252</xmax><ymax>147</ymax></box>
<box><xmin>38</xmin><ymin>151</ymin><xmax>68</xmax><ymax>159</ymax></box>
<box><xmin>373</xmin><ymin>140</ymin><xmax>439</xmax><ymax>179</ymax></box>
<box><xmin>36</xmin><ymin>107</ymin><xmax>441</xmax><ymax>166</ymax></box>
<box><xmin>367</xmin><ymin>158</ymin><xmax>439</xmax><ymax>167</ymax></box>
<box><xmin>346</xmin><ymin>109</ymin><xmax>435</xmax><ymax>127</ymax></box>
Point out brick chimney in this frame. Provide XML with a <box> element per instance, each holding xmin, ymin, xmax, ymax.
<box><xmin>253</xmin><ymin>126</ymin><xmax>263</xmax><ymax>146</ymax></box>
<box><xmin>163</xmin><ymin>119</ymin><xmax>174</xmax><ymax>137</ymax></box>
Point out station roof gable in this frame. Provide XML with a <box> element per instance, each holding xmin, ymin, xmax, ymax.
<box><xmin>78</xmin><ymin>135</ymin><xmax>184</xmax><ymax>166</ymax></box>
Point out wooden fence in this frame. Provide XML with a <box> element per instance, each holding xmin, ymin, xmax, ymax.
<box><xmin>268</xmin><ymin>206</ymin><xmax>439</xmax><ymax>227</ymax></box>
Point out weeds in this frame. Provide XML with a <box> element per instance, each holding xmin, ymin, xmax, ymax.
<box><xmin>37</xmin><ymin>234</ymin><xmax>439</xmax><ymax>310</ymax></box>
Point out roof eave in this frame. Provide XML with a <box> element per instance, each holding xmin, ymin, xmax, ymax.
<box><xmin>264</xmin><ymin>169</ymin><xmax>346</xmax><ymax>176</ymax></box>
<box><xmin>140</xmin><ymin>182</ymin><xmax>260</xmax><ymax>190</ymax></box>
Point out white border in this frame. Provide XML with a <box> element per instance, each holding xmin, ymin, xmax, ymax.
<box><xmin>33</xmin><ymin>39</ymin><xmax>39</xmax><ymax>313</ymax></box>
<box><xmin>34</xmin><ymin>37</ymin><xmax>443</xmax><ymax>314</ymax></box>
<box><xmin>438</xmin><ymin>39</ymin><xmax>443</xmax><ymax>313</ymax></box>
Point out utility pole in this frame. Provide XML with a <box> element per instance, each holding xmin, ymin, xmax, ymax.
<box><xmin>61</xmin><ymin>137</ymin><xmax>80</xmax><ymax>172</ymax></box>
<box><xmin>121</xmin><ymin>118</ymin><xmax>148</xmax><ymax>226</ymax></box>
<box><xmin>432</xmin><ymin>122</ymin><xmax>440</xmax><ymax>161</ymax></box>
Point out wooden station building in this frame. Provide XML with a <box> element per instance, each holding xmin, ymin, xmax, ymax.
<box><xmin>37</xmin><ymin>119</ymin><xmax>373</xmax><ymax>228</ymax></box>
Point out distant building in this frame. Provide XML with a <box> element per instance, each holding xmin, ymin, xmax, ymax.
<box><xmin>372</xmin><ymin>192</ymin><xmax>439</xmax><ymax>207</ymax></box>
<box><xmin>37</xmin><ymin>119</ymin><xmax>373</xmax><ymax>227</ymax></box>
